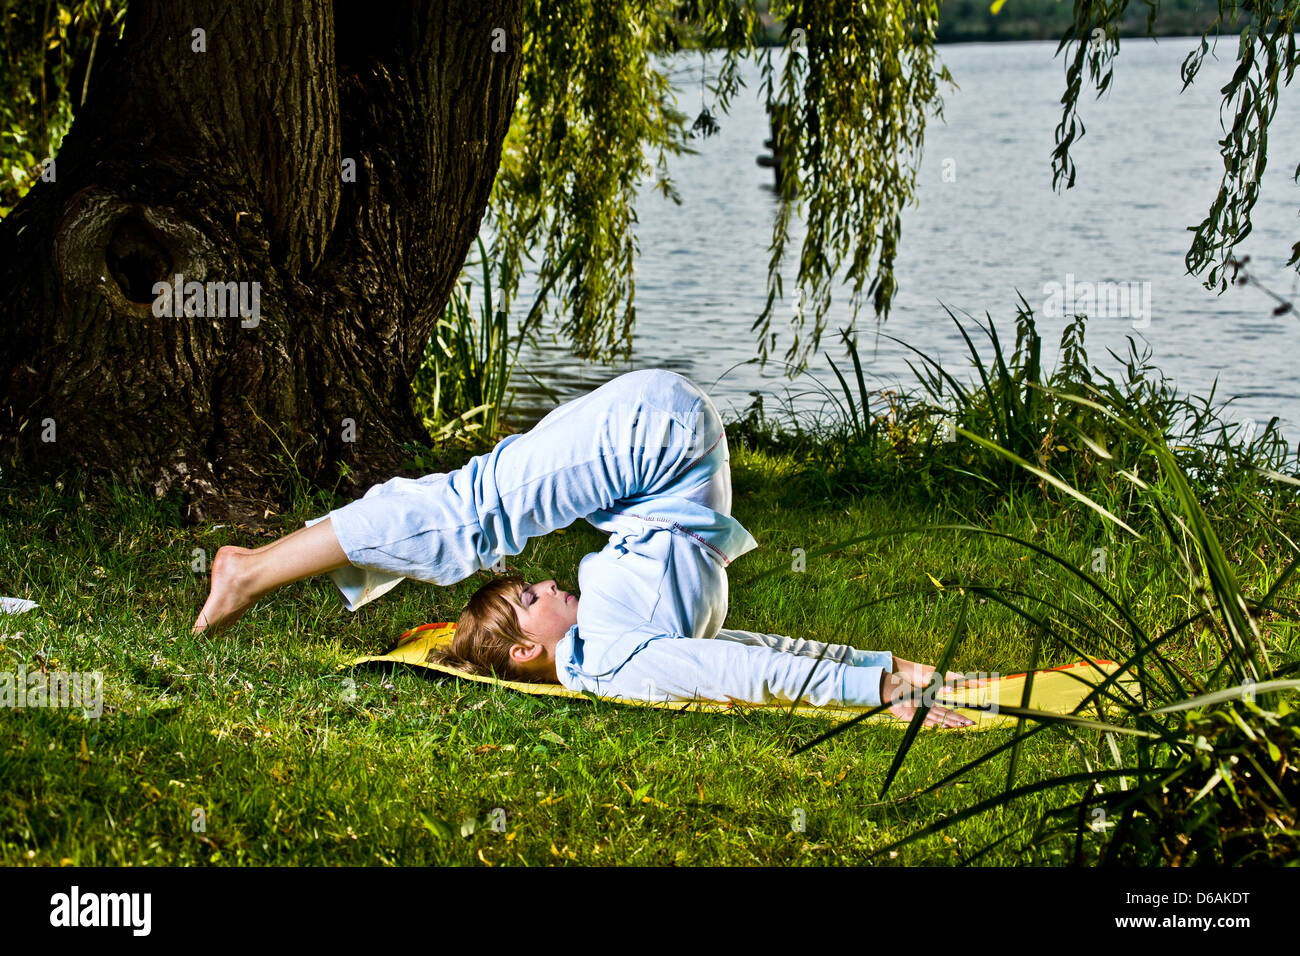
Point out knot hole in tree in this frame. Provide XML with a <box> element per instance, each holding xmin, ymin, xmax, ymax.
<box><xmin>105</xmin><ymin>214</ymin><xmax>173</xmax><ymax>304</ymax></box>
<box><xmin>54</xmin><ymin>187</ymin><xmax>215</xmax><ymax>315</ymax></box>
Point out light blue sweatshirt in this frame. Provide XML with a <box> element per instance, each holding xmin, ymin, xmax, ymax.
<box><xmin>308</xmin><ymin>369</ymin><xmax>891</xmax><ymax>708</ymax></box>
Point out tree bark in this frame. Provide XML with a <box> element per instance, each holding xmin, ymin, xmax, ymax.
<box><xmin>0</xmin><ymin>0</ymin><xmax>523</xmax><ymax>523</ymax></box>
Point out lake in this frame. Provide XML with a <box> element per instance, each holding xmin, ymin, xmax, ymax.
<box><xmin>488</xmin><ymin>37</ymin><xmax>1300</xmax><ymax>448</ymax></box>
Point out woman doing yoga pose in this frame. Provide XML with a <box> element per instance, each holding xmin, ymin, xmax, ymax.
<box><xmin>193</xmin><ymin>369</ymin><xmax>972</xmax><ymax>728</ymax></box>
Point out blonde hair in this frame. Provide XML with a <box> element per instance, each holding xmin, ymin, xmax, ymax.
<box><xmin>427</xmin><ymin>574</ymin><xmax>551</xmax><ymax>684</ymax></box>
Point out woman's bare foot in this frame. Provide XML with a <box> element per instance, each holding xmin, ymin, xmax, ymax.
<box><xmin>191</xmin><ymin>519</ymin><xmax>350</xmax><ymax>637</ymax></box>
<box><xmin>192</xmin><ymin>546</ymin><xmax>260</xmax><ymax>636</ymax></box>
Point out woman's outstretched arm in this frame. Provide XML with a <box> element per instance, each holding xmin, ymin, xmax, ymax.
<box><xmin>712</xmin><ymin>628</ymin><xmax>965</xmax><ymax>688</ymax></box>
<box><xmin>561</xmin><ymin>634</ymin><xmax>974</xmax><ymax>727</ymax></box>
<box><xmin>712</xmin><ymin>627</ymin><xmax>893</xmax><ymax>669</ymax></box>
<box><xmin>712</xmin><ymin>629</ymin><xmax>967</xmax><ymax>686</ymax></box>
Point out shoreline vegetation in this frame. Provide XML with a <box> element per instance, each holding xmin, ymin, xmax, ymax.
<box><xmin>3</xmin><ymin>300</ymin><xmax>1296</xmax><ymax>865</ymax></box>
<box><xmin>742</xmin><ymin>0</ymin><xmax>1254</xmax><ymax>46</ymax></box>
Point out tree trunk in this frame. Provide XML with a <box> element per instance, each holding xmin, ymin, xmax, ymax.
<box><xmin>0</xmin><ymin>0</ymin><xmax>522</xmax><ymax>524</ymax></box>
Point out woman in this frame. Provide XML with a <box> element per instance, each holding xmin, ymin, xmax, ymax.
<box><xmin>193</xmin><ymin>369</ymin><xmax>972</xmax><ymax>728</ymax></box>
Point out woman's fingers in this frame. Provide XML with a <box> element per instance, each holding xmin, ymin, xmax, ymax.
<box><xmin>924</xmin><ymin>705</ymin><xmax>974</xmax><ymax>728</ymax></box>
<box><xmin>894</xmin><ymin>701</ymin><xmax>975</xmax><ymax>728</ymax></box>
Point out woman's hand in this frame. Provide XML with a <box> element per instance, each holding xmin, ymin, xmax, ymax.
<box><xmin>879</xmin><ymin>667</ymin><xmax>975</xmax><ymax>729</ymax></box>
<box><xmin>891</xmin><ymin>656</ymin><xmax>965</xmax><ymax>689</ymax></box>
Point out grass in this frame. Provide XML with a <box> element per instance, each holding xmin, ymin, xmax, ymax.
<box><xmin>3</xmin><ymin>302</ymin><xmax>1297</xmax><ymax>865</ymax></box>
<box><xmin>0</xmin><ymin>442</ymin><xmax>1159</xmax><ymax>868</ymax></box>
<box><xmin>3</xmin><ymin>413</ymin><xmax>1294</xmax><ymax>866</ymax></box>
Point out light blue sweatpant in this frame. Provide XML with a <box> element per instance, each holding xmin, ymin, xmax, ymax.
<box><xmin>307</xmin><ymin>368</ymin><xmax>739</xmax><ymax>609</ymax></box>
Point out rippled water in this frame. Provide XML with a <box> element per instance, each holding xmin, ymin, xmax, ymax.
<box><xmin>487</xmin><ymin>38</ymin><xmax>1300</xmax><ymax>443</ymax></box>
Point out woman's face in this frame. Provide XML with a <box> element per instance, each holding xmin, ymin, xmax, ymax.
<box><xmin>511</xmin><ymin>578</ymin><xmax>579</xmax><ymax>649</ymax></box>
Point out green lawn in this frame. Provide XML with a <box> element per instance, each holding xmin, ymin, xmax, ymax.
<box><xmin>1</xmin><ymin>434</ymin><xmax>1290</xmax><ymax>865</ymax></box>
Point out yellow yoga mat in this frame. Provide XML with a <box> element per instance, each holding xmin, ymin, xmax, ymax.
<box><xmin>346</xmin><ymin>622</ymin><xmax>1136</xmax><ymax>730</ymax></box>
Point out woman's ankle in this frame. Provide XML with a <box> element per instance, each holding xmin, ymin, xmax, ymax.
<box><xmin>212</xmin><ymin>545</ymin><xmax>260</xmax><ymax>602</ymax></box>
